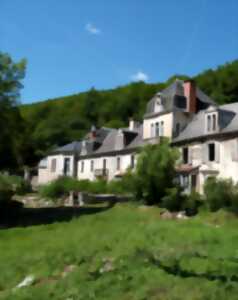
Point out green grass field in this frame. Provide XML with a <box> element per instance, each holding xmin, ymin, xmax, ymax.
<box><xmin>1</xmin><ymin>203</ymin><xmax>238</xmax><ymax>300</ymax></box>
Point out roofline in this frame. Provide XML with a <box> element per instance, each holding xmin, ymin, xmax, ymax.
<box><xmin>78</xmin><ymin>147</ymin><xmax>139</xmax><ymax>160</ymax></box>
<box><xmin>172</xmin><ymin>129</ymin><xmax>238</xmax><ymax>146</ymax></box>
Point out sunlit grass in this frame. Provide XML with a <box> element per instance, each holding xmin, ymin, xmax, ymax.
<box><xmin>1</xmin><ymin>204</ymin><xmax>238</xmax><ymax>299</ymax></box>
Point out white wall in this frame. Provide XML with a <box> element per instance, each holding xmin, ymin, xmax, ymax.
<box><xmin>143</xmin><ymin>112</ymin><xmax>173</xmax><ymax>139</ymax></box>
<box><xmin>178</xmin><ymin>137</ymin><xmax>238</xmax><ymax>193</ymax></box>
<box><xmin>77</xmin><ymin>153</ymin><xmax>137</xmax><ymax>181</ymax></box>
<box><xmin>38</xmin><ymin>155</ymin><xmax>74</xmax><ymax>185</ymax></box>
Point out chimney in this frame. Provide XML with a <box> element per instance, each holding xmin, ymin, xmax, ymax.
<box><xmin>129</xmin><ymin>118</ymin><xmax>139</xmax><ymax>131</ymax></box>
<box><xmin>90</xmin><ymin>125</ymin><xmax>97</xmax><ymax>140</ymax></box>
<box><xmin>183</xmin><ymin>80</ymin><xmax>197</xmax><ymax>113</ymax></box>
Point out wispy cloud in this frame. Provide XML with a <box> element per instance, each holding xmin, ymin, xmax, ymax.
<box><xmin>131</xmin><ymin>71</ymin><xmax>149</xmax><ymax>82</ymax></box>
<box><xmin>85</xmin><ymin>23</ymin><xmax>101</xmax><ymax>35</ymax></box>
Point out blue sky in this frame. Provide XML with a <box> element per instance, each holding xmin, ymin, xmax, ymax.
<box><xmin>1</xmin><ymin>0</ymin><xmax>238</xmax><ymax>104</ymax></box>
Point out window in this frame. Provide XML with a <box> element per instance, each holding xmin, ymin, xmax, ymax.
<box><xmin>180</xmin><ymin>175</ymin><xmax>189</xmax><ymax>188</ymax></box>
<box><xmin>175</xmin><ymin>123</ymin><xmax>180</xmax><ymax>136</ymax></box>
<box><xmin>90</xmin><ymin>160</ymin><xmax>94</xmax><ymax>172</ymax></box>
<box><xmin>117</xmin><ymin>157</ymin><xmax>120</xmax><ymax>171</ymax></box>
<box><xmin>131</xmin><ymin>155</ymin><xmax>135</xmax><ymax>169</ymax></box>
<box><xmin>212</xmin><ymin>114</ymin><xmax>216</xmax><ymax>131</ymax></box>
<box><xmin>51</xmin><ymin>159</ymin><xmax>57</xmax><ymax>172</ymax></box>
<box><xmin>63</xmin><ymin>158</ymin><xmax>70</xmax><ymax>176</ymax></box>
<box><xmin>208</xmin><ymin>143</ymin><xmax>215</xmax><ymax>161</ymax></box>
<box><xmin>191</xmin><ymin>175</ymin><xmax>197</xmax><ymax>190</ymax></box>
<box><xmin>160</xmin><ymin>121</ymin><xmax>164</xmax><ymax>136</ymax></box>
<box><xmin>150</xmin><ymin>123</ymin><xmax>154</xmax><ymax>138</ymax></box>
<box><xmin>207</xmin><ymin>115</ymin><xmax>211</xmax><ymax>132</ymax></box>
<box><xmin>155</xmin><ymin>122</ymin><xmax>160</xmax><ymax>137</ymax></box>
<box><xmin>182</xmin><ymin>147</ymin><xmax>189</xmax><ymax>164</ymax></box>
<box><xmin>207</xmin><ymin>113</ymin><xmax>217</xmax><ymax>132</ymax></box>
<box><xmin>103</xmin><ymin>159</ymin><xmax>107</xmax><ymax>170</ymax></box>
<box><xmin>81</xmin><ymin>161</ymin><xmax>84</xmax><ymax>173</ymax></box>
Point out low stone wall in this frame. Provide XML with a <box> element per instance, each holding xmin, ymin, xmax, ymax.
<box><xmin>66</xmin><ymin>192</ymin><xmax>132</xmax><ymax>206</ymax></box>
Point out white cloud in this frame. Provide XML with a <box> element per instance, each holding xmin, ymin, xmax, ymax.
<box><xmin>85</xmin><ymin>23</ymin><xmax>101</xmax><ymax>35</ymax></box>
<box><xmin>131</xmin><ymin>71</ymin><xmax>149</xmax><ymax>82</ymax></box>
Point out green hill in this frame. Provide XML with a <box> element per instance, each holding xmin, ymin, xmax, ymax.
<box><xmin>20</xmin><ymin>60</ymin><xmax>238</xmax><ymax>157</ymax></box>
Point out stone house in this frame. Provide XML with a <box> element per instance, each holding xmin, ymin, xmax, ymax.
<box><xmin>38</xmin><ymin>79</ymin><xmax>238</xmax><ymax>193</ymax></box>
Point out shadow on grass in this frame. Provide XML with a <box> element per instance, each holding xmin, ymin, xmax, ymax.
<box><xmin>0</xmin><ymin>202</ymin><xmax>115</xmax><ymax>229</ymax></box>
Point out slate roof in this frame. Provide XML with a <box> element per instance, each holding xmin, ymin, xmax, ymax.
<box><xmin>173</xmin><ymin>103</ymin><xmax>238</xmax><ymax>144</ymax></box>
<box><xmin>52</xmin><ymin>141</ymin><xmax>82</xmax><ymax>154</ymax></box>
<box><xmin>51</xmin><ymin>127</ymin><xmax>112</xmax><ymax>155</ymax></box>
<box><xmin>145</xmin><ymin>80</ymin><xmax>215</xmax><ymax>118</ymax></box>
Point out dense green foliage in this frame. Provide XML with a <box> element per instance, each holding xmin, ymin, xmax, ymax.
<box><xmin>20</xmin><ymin>60</ymin><xmax>238</xmax><ymax>161</ymax></box>
<box><xmin>134</xmin><ymin>139</ymin><xmax>179</xmax><ymax>205</ymax></box>
<box><xmin>0</xmin><ymin>52</ymin><xmax>28</xmax><ymax>170</ymax></box>
<box><xmin>204</xmin><ymin>177</ymin><xmax>238</xmax><ymax>213</ymax></box>
<box><xmin>39</xmin><ymin>176</ymin><xmax>132</xmax><ymax>200</ymax></box>
<box><xmin>0</xmin><ymin>174</ymin><xmax>31</xmax><ymax>202</ymax></box>
<box><xmin>1</xmin><ymin>204</ymin><xmax>238</xmax><ymax>299</ymax></box>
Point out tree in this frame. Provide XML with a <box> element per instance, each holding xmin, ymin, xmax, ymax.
<box><xmin>133</xmin><ymin>139</ymin><xmax>179</xmax><ymax>205</ymax></box>
<box><xmin>0</xmin><ymin>52</ymin><xmax>27</xmax><ymax>170</ymax></box>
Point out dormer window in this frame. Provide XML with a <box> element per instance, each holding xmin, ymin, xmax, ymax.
<box><xmin>206</xmin><ymin>112</ymin><xmax>217</xmax><ymax>132</ymax></box>
<box><xmin>154</xmin><ymin>94</ymin><xmax>163</xmax><ymax>113</ymax></box>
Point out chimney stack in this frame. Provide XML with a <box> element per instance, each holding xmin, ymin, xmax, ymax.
<box><xmin>90</xmin><ymin>125</ymin><xmax>97</xmax><ymax>140</ymax></box>
<box><xmin>183</xmin><ymin>80</ymin><xmax>197</xmax><ymax>113</ymax></box>
<box><xmin>129</xmin><ymin>118</ymin><xmax>139</xmax><ymax>131</ymax></box>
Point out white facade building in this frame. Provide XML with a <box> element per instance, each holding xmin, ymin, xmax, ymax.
<box><xmin>38</xmin><ymin>79</ymin><xmax>238</xmax><ymax>193</ymax></box>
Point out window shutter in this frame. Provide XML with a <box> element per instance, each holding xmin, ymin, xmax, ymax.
<box><xmin>188</xmin><ymin>147</ymin><xmax>193</xmax><ymax>164</ymax></box>
<box><xmin>215</xmin><ymin>142</ymin><xmax>220</xmax><ymax>163</ymax></box>
<box><xmin>231</xmin><ymin>139</ymin><xmax>238</xmax><ymax>161</ymax></box>
<box><xmin>202</xmin><ymin>143</ymin><xmax>208</xmax><ymax>163</ymax></box>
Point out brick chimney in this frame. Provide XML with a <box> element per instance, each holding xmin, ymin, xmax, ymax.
<box><xmin>90</xmin><ymin>125</ymin><xmax>97</xmax><ymax>140</ymax></box>
<box><xmin>129</xmin><ymin>118</ymin><xmax>140</xmax><ymax>131</ymax></box>
<box><xmin>183</xmin><ymin>80</ymin><xmax>197</xmax><ymax>113</ymax></box>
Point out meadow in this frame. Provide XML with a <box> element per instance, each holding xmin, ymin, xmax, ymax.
<box><xmin>1</xmin><ymin>203</ymin><xmax>238</xmax><ymax>300</ymax></box>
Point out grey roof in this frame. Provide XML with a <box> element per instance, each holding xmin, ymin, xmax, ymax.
<box><xmin>51</xmin><ymin>127</ymin><xmax>113</xmax><ymax>155</ymax></box>
<box><xmin>145</xmin><ymin>80</ymin><xmax>215</xmax><ymax>118</ymax></box>
<box><xmin>173</xmin><ymin>103</ymin><xmax>238</xmax><ymax>144</ymax></box>
<box><xmin>38</xmin><ymin>158</ymin><xmax>48</xmax><ymax>168</ymax></box>
<box><xmin>53</xmin><ymin>141</ymin><xmax>82</xmax><ymax>154</ymax></box>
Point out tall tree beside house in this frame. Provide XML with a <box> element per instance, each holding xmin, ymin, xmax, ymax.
<box><xmin>133</xmin><ymin>139</ymin><xmax>179</xmax><ymax>205</ymax></box>
<box><xmin>0</xmin><ymin>52</ymin><xmax>29</xmax><ymax>170</ymax></box>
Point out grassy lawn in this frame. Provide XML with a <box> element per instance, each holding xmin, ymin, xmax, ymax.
<box><xmin>1</xmin><ymin>203</ymin><xmax>238</xmax><ymax>299</ymax></box>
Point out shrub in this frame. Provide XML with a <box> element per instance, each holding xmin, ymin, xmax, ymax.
<box><xmin>133</xmin><ymin>139</ymin><xmax>179</xmax><ymax>205</ymax></box>
<box><xmin>107</xmin><ymin>172</ymin><xmax>135</xmax><ymax>195</ymax></box>
<box><xmin>161</xmin><ymin>187</ymin><xmax>185</xmax><ymax>212</ymax></box>
<box><xmin>87</xmin><ymin>179</ymin><xmax>107</xmax><ymax>194</ymax></box>
<box><xmin>0</xmin><ymin>174</ymin><xmax>31</xmax><ymax>195</ymax></box>
<box><xmin>39</xmin><ymin>177</ymin><xmax>76</xmax><ymax>200</ymax></box>
<box><xmin>182</xmin><ymin>191</ymin><xmax>202</xmax><ymax>216</ymax></box>
<box><xmin>204</xmin><ymin>177</ymin><xmax>235</xmax><ymax>212</ymax></box>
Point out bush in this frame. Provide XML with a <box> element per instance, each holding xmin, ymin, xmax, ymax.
<box><xmin>133</xmin><ymin>139</ymin><xmax>179</xmax><ymax>205</ymax></box>
<box><xmin>182</xmin><ymin>191</ymin><xmax>202</xmax><ymax>216</ymax></box>
<box><xmin>87</xmin><ymin>179</ymin><xmax>107</xmax><ymax>194</ymax></box>
<box><xmin>107</xmin><ymin>172</ymin><xmax>135</xmax><ymax>195</ymax></box>
<box><xmin>39</xmin><ymin>177</ymin><xmax>78</xmax><ymax>200</ymax></box>
<box><xmin>204</xmin><ymin>177</ymin><xmax>235</xmax><ymax>212</ymax></box>
<box><xmin>0</xmin><ymin>174</ymin><xmax>31</xmax><ymax>196</ymax></box>
<box><xmin>161</xmin><ymin>187</ymin><xmax>185</xmax><ymax>212</ymax></box>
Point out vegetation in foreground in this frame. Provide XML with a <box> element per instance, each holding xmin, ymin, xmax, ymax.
<box><xmin>1</xmin><ymin>204</ymin><xmax>238</xmax><ymax>300</ymax></box>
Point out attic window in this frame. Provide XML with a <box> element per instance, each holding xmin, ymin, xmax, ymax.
<box><xmin>207</xmin><ymin>113</ymin><xmax>217</xmax><ymax>132</ymax></box>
